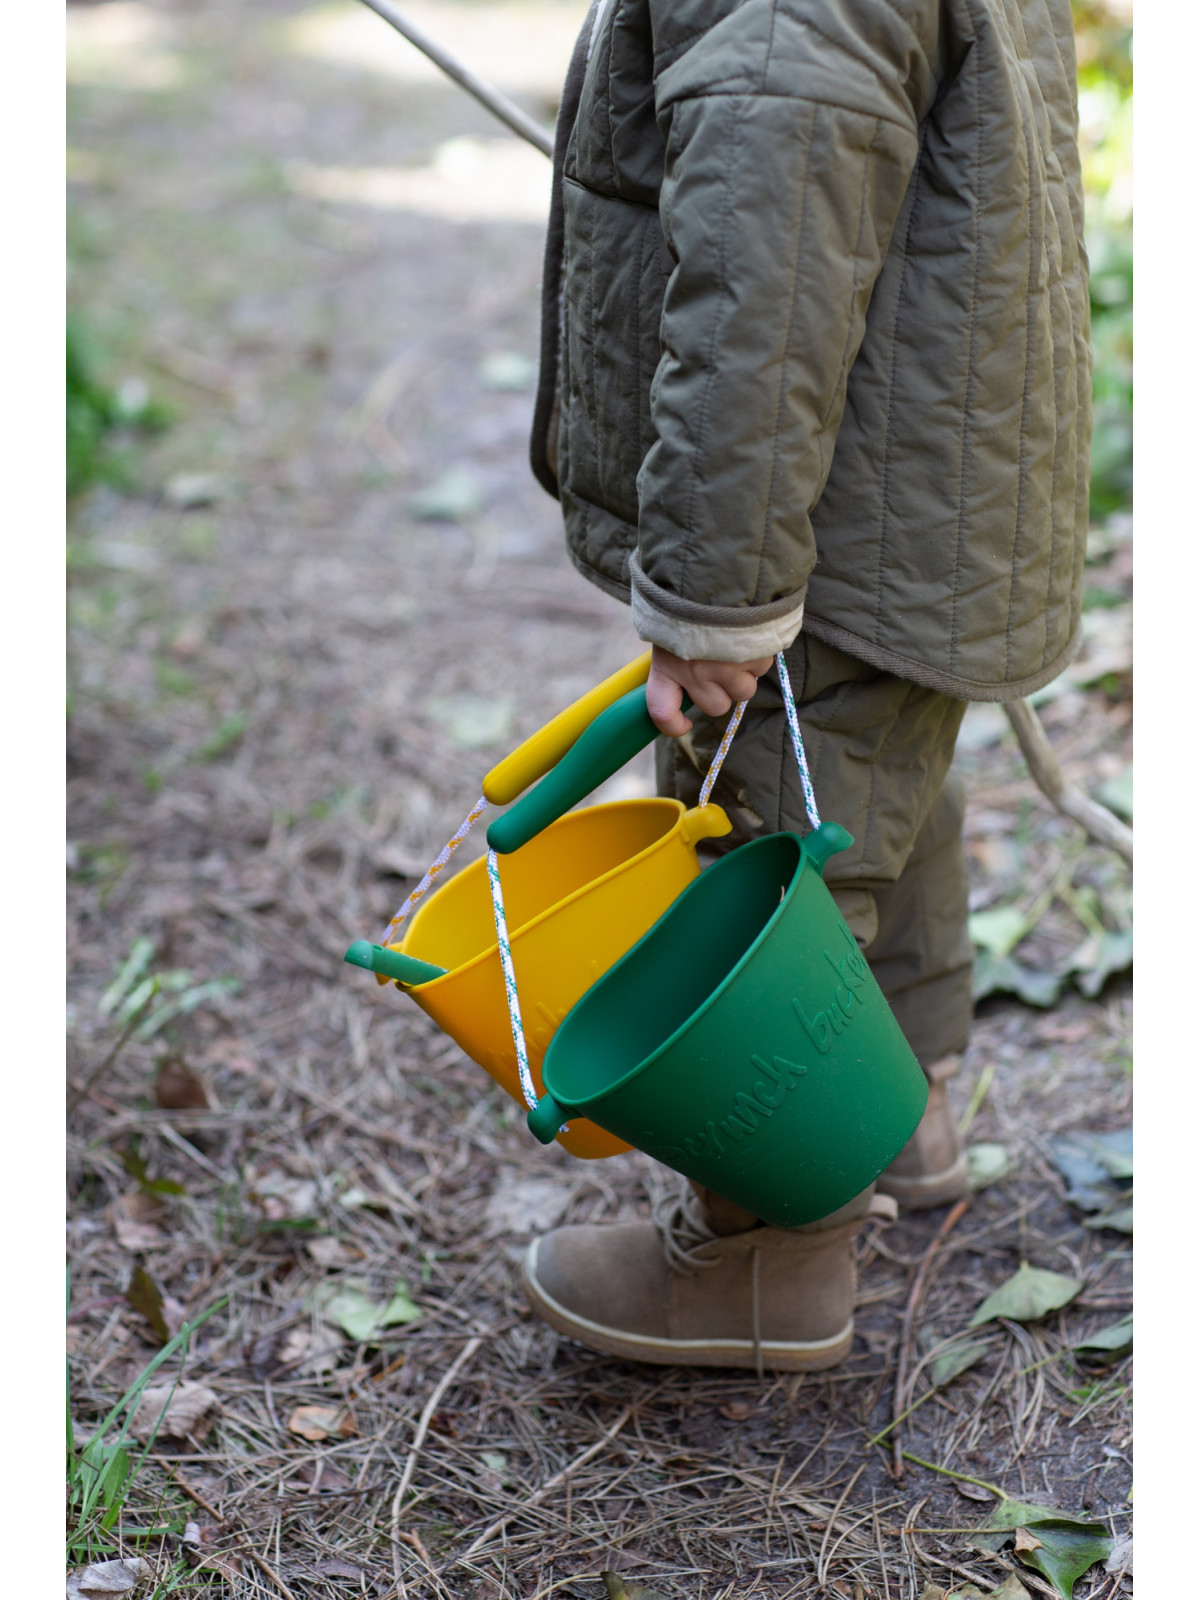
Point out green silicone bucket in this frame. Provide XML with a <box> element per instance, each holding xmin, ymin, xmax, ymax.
<box><xmin>527</xmin><ymin>823</ymin><xmax>929</xmax><ymax>1227</ymax></box>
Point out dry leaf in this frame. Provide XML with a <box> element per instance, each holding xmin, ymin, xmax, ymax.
<box><xmin>111</xmin><ymin>1191</ymin><xmax>166</xmax><ymax>1251</ymax></box>
<box><xmin>954</xmin><ymin>1480</ymin><xmax>995</xmax><ymax>1503</ymax></box>
<box><xmin>250</xmin><ymin>1169</ymin><xmax>318</xmax><ymax>1220</ymax></box>
<box><xmin>1014</xmin><ymin>1527</ymin><xmax>1044</xmax><ymax>1553</ymax></box>
<box><xmin>289</xmin><ymin>1458</ymin><xmax>353</xmax><ymax>1493</ymax></box>
<box><xmin>307</xmin><ymin>1235</ymin><xmax>344</xmax><ymax>1267</ymax></box>
<box><xmin>287</xmin><ymin>1403</ymin><xmax>358</xmax><ymax>1441</ymax></box>
<box><xmin>154</xmin><ymin>1057</ymin><xmax>210</xmax><ymax>1110</ymax></box>
<box><xmin>314</xmin><ymin>1557</ymin><xmax>370</xmax><ymax>1579</ymax></box>
<box><xmin>295</xmin><ymin>1325</ymin><xmax>347</xmax><ymax>1376</ymax></box>
<box><xmin>279</xmin><ymin>1326</ymin><xmax>313</xmax><ymax>1365</ymax></box>
<box><xmin>131</xmin><ymin>1380</ymin><xmax>219</xmax><ymax>1442</ymax></box>
<box><xmin>484</xmin><ymin>1175</ymin><xmax>572</xmax><ymax>1235</ymax></box>
<box><xmin>66</xmin><ymin>1558</ymin><xmax>152</xmax><ymax>1597</ymax></box>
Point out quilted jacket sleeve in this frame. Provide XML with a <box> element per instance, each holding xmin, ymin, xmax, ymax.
<box><xmin>630</xmin><ymin>0</ymin><xmax>940</xmax><ymax>662</ymax></box>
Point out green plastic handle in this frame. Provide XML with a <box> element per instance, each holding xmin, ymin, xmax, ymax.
<box><xmin>344</xmin><ymin>940</ymin><xmax>446</xmax><ymax>986</ymax></box>
<box><xmin>487</xmin><ymin>686</ymin><xmax>692</xmax><ymax>855</ymax></box>
<box><xmin>803</xmin><ymin>821</ymin><xmax>855</xmax><ymax>875</ymax></box>
<box><xmin>528</xmin><ymin>1094</ymin><xmax>570</xmax><ymax>1144</ymax></box>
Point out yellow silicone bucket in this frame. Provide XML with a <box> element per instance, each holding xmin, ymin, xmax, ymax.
<box><xmin>391</xmin><ymin>797</ymin><xmax>730</xmax><ymax>1158</ymax></box>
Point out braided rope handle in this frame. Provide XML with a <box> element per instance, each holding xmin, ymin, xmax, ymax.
<box><xmin>379</xmin><ymin>794</ymin><xmax>490</xmax><ymax>949</ymax></box>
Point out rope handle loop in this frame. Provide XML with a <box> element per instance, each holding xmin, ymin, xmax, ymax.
<box><xmin>379</xmin><ymin>794</ymin><xmax>490</xmax><ymax>950</ymax></box>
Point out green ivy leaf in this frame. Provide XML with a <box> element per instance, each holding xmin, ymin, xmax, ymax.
<box><xmin>1075</xmin><ymin>1313</ymin><xmax>1132</xmax><ymax>1358</ymax></box>
<box><xmin>969</xmin><ymin>1263</ymin><xmax>1082</xmax><ymax>1328</ymax></box>
<box><xmin>929</xmin><ymin>1337</ymin><xmax>991</xmax><ymax>1389</ymax></box>
<box><xmin>602</xmin><ymin>1576</ymin><xmax>671</xmax><ymax>1600</ymax></box>
<box><xmin>972</xmin><ymin>950</ymin><xmax>1062</xmax><ymax>1008</ymax></box>
<box><xmin>968</xmin><ymin>1499</ymin><xmax>1113</xmax><ymax>1600</ymax></box>
<box><xmin>1065</xmin><ymin>929</ymin><xmax>1133</xmax><ymax>999</ymax></box>
<box><xmin>968</xmin><ymin>906</ymin><xmax>1030</xmax><ymax>958</ymax></box>
<box><xmin>966</xmin><ymin>1143</ymin><xmax>1010</xmax><ymax>1191</ymax></box>
<box><xmin>1084</xmin><ymin>1203</ymin><xmax>1133</xmax><ymax>1234</ymax></box>
<box><xmin>313</xmin><ymin>1278</ymin><xmax>422</xmax><ymax>1342</ymax></box>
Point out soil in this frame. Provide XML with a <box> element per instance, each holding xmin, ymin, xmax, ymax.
<box><xmin>67</xmin><ymin>3</ymin><xmax>1132</xmax><ymax>1595</ymax></box>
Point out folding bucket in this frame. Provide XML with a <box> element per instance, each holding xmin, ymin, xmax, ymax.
<box><xmin>526</xmin><ymin>824</ymin><xmax>929</xmax><ymax>1225</ymax></box>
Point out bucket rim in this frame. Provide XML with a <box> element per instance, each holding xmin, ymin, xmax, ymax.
<box><xmin>543</xmin><ymin>830</ymin><xmax>816</xmax><ymax>1111</ymax></box>
<box><xmin>395</xmin><ymin>795</ymin><xmax>694</xmax><ymax>989</ymax></box>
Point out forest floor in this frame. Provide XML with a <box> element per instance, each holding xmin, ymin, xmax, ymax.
<box><xmin>67</xmin><ymin>2</ymin><xmax>1133</xmax><ymax>1596</ymax></box>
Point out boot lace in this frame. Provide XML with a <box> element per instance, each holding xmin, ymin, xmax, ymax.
<box><xmin>651</xmin><ymin>1183</ymin><xmax>724</xmax><ymax>1276</ymax></box>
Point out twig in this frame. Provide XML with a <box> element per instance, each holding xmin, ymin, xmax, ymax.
<box><xmin>389</xmin><ymin>1335</ymin><xmax>483</xmax><ymax>1590</ymax></box>
<box><xmin>355</xmin><ymin>0</ymin><xmax>554</xmax><ymax>157</ymax></box>
<box><xmin>958</xmin><ymin>1061</ymin><xmax>995</xmax><ymax>1138</ymax></box>
<box><xmin>900</xmin><ymin>1451</ymin><xmax>1005</xmax><ymax>1498</ymax></box>
<box><xmin>892</xmin><ymin>1197</ymin><xmax>971</xmax><ymax>1476</ymax></box>
<box><xmin>67</xmin><ymin>1013</ymin><xmax>142</xmax><ymax>1112</ymax></box>
<box><xmin>1004</xmin><ymin>699</ymin><xmax>1133</xmax><ymax>863</ymax></box>
<box><xmin>456</xmin><ymin>1401</ymin><xmax>636</xmax><ymax>1561</ymax></box>
<box><xmin>815</xmin><ymin>1462</ymin><xmax>867</xmax><ymax>1586</ymax></box>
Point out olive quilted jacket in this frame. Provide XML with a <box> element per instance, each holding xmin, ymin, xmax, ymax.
<box><xmin>531</xmin><ymin>0</ymin><xmax>1091</xmax><ymax>700</ymax></box>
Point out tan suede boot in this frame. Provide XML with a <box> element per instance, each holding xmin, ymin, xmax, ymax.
<box><xmin>522</xmin><ymin>1184</ymin><xmax>882</xmax><ymax>1373</ymax></box>
<box><xmin>875</xmin><ymin>1055</ymin><xmax>969</xmax><ymax>1210</ymax></box>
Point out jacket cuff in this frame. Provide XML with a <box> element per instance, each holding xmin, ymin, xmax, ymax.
<box><xmin>628</xmin><ymin>552</ymin><xmax>806</xmax><ymax>663</ymax></box>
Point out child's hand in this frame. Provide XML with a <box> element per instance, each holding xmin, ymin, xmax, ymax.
<box><xmin>646</xmin><ymin>646</ymin><xmax>773</xmax><ymax>737</ymax></box>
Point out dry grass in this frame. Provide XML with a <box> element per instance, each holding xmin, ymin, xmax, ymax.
<box><xmin>67</xmin><ymin>1</ymin><xmax>1131</xmax><ymax>1593</ymax></box>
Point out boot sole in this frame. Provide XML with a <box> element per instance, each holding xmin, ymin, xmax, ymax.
<box><xmin>876</xmin><ymin>1152</ymin><xmax>970</xmax><ymax>1211</ymax></box>
<box><xmin>522</xmin><ymin>1241</ymin><xmax>854</xmax><ymax>1373</ymax></box>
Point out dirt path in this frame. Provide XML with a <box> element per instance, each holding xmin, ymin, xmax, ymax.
<box><xmin>68</xmin><ymin>4</ymin><xmax>1132</xmax><ymax>1594</ymax></box>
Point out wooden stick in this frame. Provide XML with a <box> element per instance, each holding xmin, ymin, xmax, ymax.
<box><xmin>1004</xmin><ymin>699</ymin><xmax>1133</xmax><ymax>863</ymax></box>
<box><xmin>891</xmin><ymin>1197</ymin><xmax>971</xmax><ymax>1476</ymax></box>
<box><xmin>355</xmin><ymin>0</ymin><xmax>554</xmax><ymax>157</ymax></box>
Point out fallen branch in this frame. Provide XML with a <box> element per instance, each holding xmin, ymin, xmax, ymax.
<box><xmin>1004</xmin><ymin>699</ymin><xmax>1133</xmax><ymax>863</ymax></box>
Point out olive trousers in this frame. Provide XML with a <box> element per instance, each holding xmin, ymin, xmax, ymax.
<box><xmin>655</xmin><ymin>634</ymin><xmax>974</xmax><ymax>1071</ymax></box>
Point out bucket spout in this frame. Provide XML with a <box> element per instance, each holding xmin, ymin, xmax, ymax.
<box><xmin>528</xmin><ymin>1094</ymin><xmax>569</xmax><ymax>1145</ymax></box>
<box><xmin>803</xmin><ymin>821</ymin><xmax>854</xmax><ymax>876</ymax></box>
<box><xmin>344</xmin><ymin>940</ymin><xmax>447</xmax><ymax>986</ymax></box>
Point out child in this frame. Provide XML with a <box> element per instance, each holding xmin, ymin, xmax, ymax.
<box><xmin>522</xmin><ymin>0</ymin><xmax>1090</xmax><ymax>1371</ymax></box>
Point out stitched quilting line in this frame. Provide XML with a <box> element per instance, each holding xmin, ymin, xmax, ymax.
<box><xmin>948</xmin><ymin>50</ymin><xmax>982</xmax><ymax>680</ymax></box>
<box><xmin>756</xmin><ymin>98</ymin><xmax>817</xmax><ymax>607</ymax></box>
<box><xmin>808</xmin><ymin>114</ymin><xmax>885</xmax><ymax>510</ymax></box>
<box><xmin>675</xmin><ymin>92</ymin><xmax>749</xmax><ymax>599</ymax></box>
<box><xmin>1040</xmin><ymin>224</ymin><xmax>1070</xmax><ymax>670</ymax></box>
<box><xmin>1002</xmin><ymin>107</ymin><xmax>1041</xmax><ymax>684</ymax></box>
<box><xmin>871</xmin><ymin>120</ymin><xmax>929</xmax><ymax>650</ymax></box>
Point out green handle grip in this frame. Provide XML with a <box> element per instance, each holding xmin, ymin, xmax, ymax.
<box><xmin>527</xmin><ymin>1094</ymin><xmax>570</xmax><ymax>1144</ymax></box>
<box><xmin>344</xmin><ymin>940</ymin><xmax>446</xmax><ymax>986</ymax></box>
<box><xmin>487</xmin><ymin>686</ymin><xmax>691</xmax><ymax>855</ymax></box>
